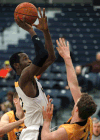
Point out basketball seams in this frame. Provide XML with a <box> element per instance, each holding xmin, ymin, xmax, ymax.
<box><xmin>15</xmin><ymin>7</ymin><xmax>37</xmax><ymax>12</ymax></box>
<box><xmin>14</xmin><ymin>3</ymin><xmax>38</xmax><ymax>24</ymax></box>
<box><xmin>15</xmin><ymin>12</ymin><xmax>38</xmax><ymax>17</ymax></box>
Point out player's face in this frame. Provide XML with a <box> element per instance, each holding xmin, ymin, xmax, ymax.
<box><xmin>75</xmin><ymin>66</ymin><xmax>81</xmax><ymax>75</ymax></box>
<box><xmin>93</xmin><ymin>123</ymin><xmax>100</xmax><ymax>136</ymax></box>
<box><xmin>18</xmin><ymin>53</ymin><xmax>32</xmax><ymax>71</ymax></box>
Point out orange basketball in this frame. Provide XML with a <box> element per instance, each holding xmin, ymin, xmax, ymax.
<box><xmin>14</xmin><ymin>2</ymin><xmax>38</xmax><ymax>25</ymax></box>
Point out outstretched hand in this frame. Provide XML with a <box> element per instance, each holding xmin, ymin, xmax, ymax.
<box><xmin>33</xmin><ymin>7</ymin><xmax>48</xmax><ymax>32</ymax></box>
<box><xmin>42</xmin><ymin>96</ymin><xmax>53</xmax><ymax>122</ymax></box>
<box><xmin>56</xmin><ymin>38</ymin><xmax>70</xmax><ymax>59</ymax></box>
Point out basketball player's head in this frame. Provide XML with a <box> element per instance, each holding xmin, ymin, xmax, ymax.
<box><xmin>13</xmin><ymin>92</ymin><xmax>24</xmax><ymax>119</ymax></box>
<box><xmin>72</xmin><ymin>93</ymin><xmax>97</xmax><ymax>120</ymax></box>
<box><xmin>93</xmin><ymin>119</ymin><xmax>100</xmax><ymax>136</ymax></box>
<box><xmin>9</xmin><ymin>52</ymin><xmax>32</xmax><ymax>73</ymax></box>
<box><xmin>13</xmin><ymin>92</ymin><xmax>20</xmax><ymax>105</ymax></box>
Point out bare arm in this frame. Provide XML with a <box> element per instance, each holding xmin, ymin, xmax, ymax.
<box><xmin>33</xmin><ymin>8</ymin><xmax>56</xmax><ymax>75</ymax></box>
<box><xmin>56</xmin><ymin>38</ymin><xmax>82</xmax><ymax>103</ymax></box>
<box><xmin>35</xmin><ymin>30</ymin><xmax>56</xmax><ymax>76</ymax></box>
<box><xmin>41</xmin><ymin>99</ymin><xmax>68</xmax><ymax>140</ymax></box>
<box><xmin>0</xmin><ymin>114</ymin><xmax>24</xmax><ymax>135</ymax></box>
<box><xmin>15</xmin><ymin>9</ymin><xmax>49</xmax><ymax>85</ymax></box>
<box><xmin>42</xmin><ymin>124</ymin><xmax>68</xmax><ymax>140</ymax></box>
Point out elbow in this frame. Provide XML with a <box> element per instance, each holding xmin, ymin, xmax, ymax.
<box><xmin>52</xmin><ymin>56</ymin><xmax>56</xmax><ymax>62</ymax></box>
<box><xmin>49</xmin><ymin>55</ymin><xmax>56</xmax><ymax>64</ymax></box>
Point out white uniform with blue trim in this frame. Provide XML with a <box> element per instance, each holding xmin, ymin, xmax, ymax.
<box><xmin>15</xmin><ymin>78</ymin><xmax>48</xmax><ymax>140</ymax></box>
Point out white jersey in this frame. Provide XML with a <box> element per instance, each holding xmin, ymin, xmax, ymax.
<box><xmin>15</xmin><ymin>78</ymin><xmax>48</xmax><ymax>140</ymax></box>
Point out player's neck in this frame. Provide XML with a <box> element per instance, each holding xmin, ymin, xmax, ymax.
<box><xmin>71</xmin><ymin>114</ymin><xmax>83</xmax><ymax>123</ymax></box>
<box><xmin>16</xmin><ymin>70</ymin><xmax>22</xmax><ymax>76</ymax></box>
<box><xmin>16</xmin><ymin>106</ymin><xmax>24</xmax><ymax>119</ymax></box>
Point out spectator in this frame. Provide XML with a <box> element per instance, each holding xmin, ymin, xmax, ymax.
<box><xmin>0</xmin><ymin>60</ymin><xmax>15</xmax><ymax>79</ymax></box>
<box><xmin>92</xmin><ymin>117</ymin><xmax>98</xmax><ymax>121</ymax></box>
<box><xmin>92</xmin><ymin>119</ymin><xmax>100</xmax><ymax>140</ymax></box>
<box><xmin>7</xmin><ymin>91</ymin><xmax>15</xmax><ymax>110</ymax></box>
<box><xmin>0</xmin><ymin>101</ymin><xmax>12</xmax><ymax>113</ymax></box>
<box><xmin>0</xmin><ymin>92</ymin><xmax>25</xmax><ymax>140</ymax></box>
<box><xmin>65</xmin><ymin>65</ymin><xmax>89</xmax><ymax>92</ymax></box>
<box><xmin>82</xmin><ymin>52</ymin><xmax>100</xmax><ymax>74</ymax></box>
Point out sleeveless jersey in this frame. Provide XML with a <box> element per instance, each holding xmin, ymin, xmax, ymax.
<box><xmin>15</xmin><ymin>78</ymin><xmax>48</xmax><ymax>127</ymax></box>
<box><xmin>6</xmin><ymin>110</ymin><xmax>25</xmax><ymax>140</ymax></box>
<box><xmin>59</xmin><ymin>117</ymin><xmax>93</xmax><ymax>140</ymax></box>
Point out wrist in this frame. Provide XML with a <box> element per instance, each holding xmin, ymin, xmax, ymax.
<box><xmin>43</xmin><ymin>120</ymin><xmax>51</xmax><ymax>127</ymax></box>
<box><xmin>63</xmin><ymin>55</ymin><xmax>71</xmax><ymax>60</ymax></box>
<box><xmin>28</xmin><ymin>29</ymin><xmax>36</xmax><ymax>37</ymax></box>
<box><xmin>43</xmin><ymin>119</ymin><xmax>51</xmax><ymax>123</ymax></box>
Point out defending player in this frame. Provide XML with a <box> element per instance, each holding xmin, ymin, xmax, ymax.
<box><xmin>41</xmin><ymin>38</ymin><xmax>97</xmax><ymax>140</ymax></box>
<box><xmin>0</xmin><ymin>92</ymin><xmax>25</xmax><ymax>140</ymax></box>
<box><xmin>9</xmin><ymin>7</ymin><xmax>55</xmax><ymax>140</ymax></box>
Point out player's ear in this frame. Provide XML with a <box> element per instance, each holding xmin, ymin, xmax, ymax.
<box><xmin>13</xmin><ymin>98</ymin><xmax>18</xmax><ymax>104</ymax></box>
<box><xmin>75</xmin><ymin>106</ymin><xmax>79</xmax><ymax>112</ymax></box>
<box><xmin>13</xmin><ymin>63</ymin><xmax>20</xmax><ymax>69</ymax></box>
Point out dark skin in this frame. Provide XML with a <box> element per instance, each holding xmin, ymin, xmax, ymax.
<box><xmin>14</xmin><ymin>7</ymin><xmax>56</xmax><ymax>98</ymax></box>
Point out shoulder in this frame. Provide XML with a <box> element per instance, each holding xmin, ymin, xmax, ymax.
<box><xmin>50</xmin><ymin>127</ymin><xmax>68</xmax><ymax>140</ymax></box>
<box><xmin>5</xmin><ymin>110</ymin><xmax>14</xmax><ymax>120</ymax></box>
<box><xmin>59</xmin><ymin>123</ymin><xmax>74</xmax><ymax>133</ymax></box>
<box><xmin>6</xmin><ymin>110</ymin><xmax>14</xmax><ymax>116</ymax></box>
<box><xmin>0</xmin><ymin>113</ymin><xmax>10</xmax><ymax>123</ymax></box>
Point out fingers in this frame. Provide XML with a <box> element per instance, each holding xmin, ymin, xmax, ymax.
<box><xmin>67</xmin><ymin>41</ymin><xmax>69</xmax><ymax>47</ymax></box>
<box><xmin>47</xmin><ymin>95</ymin><xmax>50</xmax><ymax>102</ymax></box>
<box><xmin>38</xmin><ymin>7</ymin><xmax>46</xmax><ymax>18</ymax></box>
<box><xmin>38</xmin><ymin>7</ymin><xmax>42</xmax><ymax>18</ymax></box>
<box><xmin>45</xmin><ymin>16</ymin><xmax>47</xmax><ymax>22</ymax></box>
<box><xmin>56</xmin><ymin>38</ymin><xmax>68</xmax><ymax>48</ymax></box>
<box><xmin>16</xmin><ymin>15</ymin><xmax>24</xmax><ymax>25</ymax></box>
<box><xmin>56</xmin><ymin>39</ymin><xmax>60</xmax><ymax>47</ymax></box>
<box><xmin>43</xmin><ymin>8</ymin><xmax>45</xmax><ymax>18</ymax></box>
<box><xmin>59</xmin><ymin>38</ymin><xmax>63</xmax><ymax>46</ymax></box>
<box><xmin>51</xmin><ymin>104</ymin><xmax>54</xmax><ymax>113</ymax></box>
<box><xmin>60</xmin><ymin>38</ymin><xmax>66</xmax><ymax>47</ymax></box>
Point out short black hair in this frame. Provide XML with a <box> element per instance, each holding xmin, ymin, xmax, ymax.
<box><xmin>9</xmin><ymin>52</ymin><xmax>23</xmax><ymax>71</ymax></box>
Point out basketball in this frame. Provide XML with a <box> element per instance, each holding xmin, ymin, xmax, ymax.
<box><xmin>14</xmin><ymin>2</ymin><xmax>38</xmax><ymax>25</ymax></box>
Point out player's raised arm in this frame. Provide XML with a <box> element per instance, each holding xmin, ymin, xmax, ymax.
<box><xmin>32</xmin><ymin>7</ymin><xmax>56</xmax><ymax>75</ymax></box>
<box><xmin>41</xmin><ymin>97</ymin><xmax>68</xmax><ymax>140</ymax></box>
<box><xmin>56</xmin><ymin>38</ymin><xmax>82</xmax><ymax>103</ymax></box>
<box><xmin>13</xmin><ymin>12</ymin><xmax>48</xmax><ymax>85</ymax></box>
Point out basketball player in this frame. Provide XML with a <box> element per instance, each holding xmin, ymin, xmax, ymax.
<box><xmin>41</xmin><ymin>38</ymin><xmax>97</xmax><ymax>140</ymax></box>
<box><xmin>9</xmin><ymin>7</ymin><xmax>55</xmax><ymax>140</ymax></box>
<box><xmin>0</xmin><ymin>92</ymin><xmax>25</xmax><ymax>140</ymax></box>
